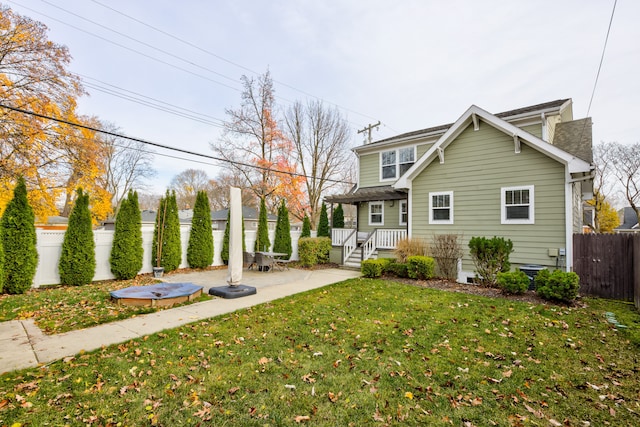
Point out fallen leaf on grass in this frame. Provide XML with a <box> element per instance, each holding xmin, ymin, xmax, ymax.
<box><xmin>294</xmin><ymin>415</ymin><xmax>311</xmax><ymax>422</ymax></box>
<box><xmin>328</xmin><ymin>391</ymin><xmax>341</xmax><ymax>403</ymax></box>
<box><xmin>524</xmin><ymin>403</ymin><xmax>544</xmax><ymax>418</ymax></box>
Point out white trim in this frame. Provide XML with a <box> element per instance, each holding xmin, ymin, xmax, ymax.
<box><xmin>379</xmin><ymin>146</ymin><xmax>416</xmax><ymax>182</ymax></box>
<box><xmin>501</xmin><ymin>185</ymin><xmax>534</xmax><ymax>224</ymax></box>
<box><xmin>368</xmin><ymin>201</ymin><xmax>384</xmax><ymax>226</ymax></box>
<box><xmin>429</xmin><ymin>191</ymin><xmax>454</xmax><ymax>224</ymax></box>
<box><xmin>399</xmin><ymin>200</ymin><xmax>408</xmax><ymax>226</ymax></box>
<box><xmin>407</xmin><ymin>189</ymin><xmax>412</xmax><ymax>238</ymax></box>
<box><xmin>564</xmin><ymin>173</ymin><xmax>573</xmax><ymax>271</ymax></box>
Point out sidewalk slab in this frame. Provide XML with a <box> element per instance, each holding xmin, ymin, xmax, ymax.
<box><xmin>0</xmin><ymin>268</ymin><xmax>361</xmax><ymax>375</ymax></box>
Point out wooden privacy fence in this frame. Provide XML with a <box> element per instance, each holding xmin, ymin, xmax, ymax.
<box><xmin>573</xmin><ymin>233</ymin><xmax>640</xmax><ymax>308</ymax></box>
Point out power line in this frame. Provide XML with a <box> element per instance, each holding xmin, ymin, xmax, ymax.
<box><xmin>0</xmin><ymin>103</ymin><xmax>354</xmax><ymax>185</ymax></box>
<box><xmin>586</xmin><ymin>0</ymin><xmax>617</xmax><ymax>118</ymax></box>
<box><xmin>88</xmin><ymin>0</ymin><xmax>383</xmax><ymax>125</ymax></box>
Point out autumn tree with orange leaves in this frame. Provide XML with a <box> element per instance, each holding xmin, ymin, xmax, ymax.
<box><xmin>0</xmin><ymin>6</ymin><xmax>132</xmax><ymax>223</ymax></box>
<box><xmin>211</xmin><ymin>71</ymin><xmax>305</xmax><ymax>217</ymax></box>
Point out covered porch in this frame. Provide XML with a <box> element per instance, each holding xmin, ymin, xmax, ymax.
<box><xmin>325</xmin><ymin>186</ymin><xmax>408</xmax><ymax>268</ymax></box>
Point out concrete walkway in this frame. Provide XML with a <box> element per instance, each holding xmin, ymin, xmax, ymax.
<box><xmin>0</xmin><ymin>268</ymin><xmax>360</xmax><ymax>375</ymax></box>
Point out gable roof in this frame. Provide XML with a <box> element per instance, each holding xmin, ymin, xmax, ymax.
<box><xmin>364</xmin><ymin>99</ymin><xmax>571</xmax><ymax>148</ymax></box>
<box><xmin>616</xmin><ymin>207</ymin><xmax>639</xmax><ymax>230</ymax></box>
<box><xmin>394</xmin><ymin>104</ymin><xmax>593</xmax><ymax>190</ymax></box>
<box><xmin>553</xmin><ymin>118</ymin><xmax>593</xmax><ymax>163</ymax></box>
<box><xmin>211</xmin><ymin>206</ymin><xmax>277</xmax><ymax>221</ymax></box>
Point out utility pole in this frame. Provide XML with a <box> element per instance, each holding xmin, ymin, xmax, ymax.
<box><xmin>358</xmin><ymin>121</ymin><xmax>381</xmax><ymax>144</ymax></box>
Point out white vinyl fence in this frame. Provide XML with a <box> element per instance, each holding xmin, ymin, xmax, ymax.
<box><xmin>33</xmin><ymin>227</ymin><xmax>303</xmax><ymax>287</ymax></box>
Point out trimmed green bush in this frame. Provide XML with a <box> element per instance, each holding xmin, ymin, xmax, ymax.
<box><xmin>1</xmin><ymin>177</ymin><xmax>38</xmax><ymax>294</ymax></box>
<box><xmin>152</xmin><ymin>190</ymin><xmax>182</xmax><ymax>272</ymax></box>
<box><xmin>317</xmin><ymin>202</ymin><xmax>330</xmax><ymax>237</ymax></box>
<box><xmin>362</xmin><ymin>259</ymin><xmax>388</xmax><ymax>278</ymax></box>
<box><xmin>497</xmin><ymin>270</ymin><xmax>529</xmax><ymax>295</ymax></box>
<box><xmin>273</xmin><ymin>200</ymin><xmax>292</xmax><ymax>258</ymax></box>
<box><xmin>332</xmin><ymin>203</ymin><xmax>345</xmax><ymax>228</ymax></box>
<box><xmin>536</xmin><ymin>269</ymin><xmax>580</xmax><ymax>303</ymax></box>
<box><xmin>468</xmin><ymin>236</ymin><xmax>513</xmax><ymax>287</ymax></box>
<box><xmin>301</xmin><ymin>214</ymin><xmax>311</xmax><ymax>238</ymax></box>
<box><xmin>59</xmin><ymin>188</ymin><xmax>95</xmax><ymax>286</ymax></box>
<box><xmin>298</xmin><ymin>237</ymin><xmax>331</xmax><ymax>267</ymax></box>
<box><xmin>407</xmin><ymin>255</ymin><xmax>435</xmax><ymax>280</ymax></box>
<box><xmin>110</xmin><ymin>190</ymin><xmax>143</xmax><ymax>280</ymax></box>
<box><xmin>386</xmin><ymin>261</ymin><xmax>409</xmax><ymax>278</ymax></box>
<box><xmin>254</xmin><ymin>197</ymin><xmax>270</xmax><ymax>252</ymax></box>
<box><xmin>187</xmin><ymin>191</ymin><xmax>213</xmax><ymax>268</ymax></box>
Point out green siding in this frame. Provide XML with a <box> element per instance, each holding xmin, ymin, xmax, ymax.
<box><xmin>358</xmin><ymin>200</ymin><xmax>405</xmax><ymax>233</ymax></box>
<box><xmin>521</xmin><ymin>124</ymin><xmax>542</xmax><ymax>139</ymax></box>
<box><xmin>411</xmin><ymin>123</ymin><xmax>566</xmax><ymax>272</ymax></box>
<box><xmin>358</xmin><ymin>142</ymin><xmax>434</xmax><ymax>188</ymax></box>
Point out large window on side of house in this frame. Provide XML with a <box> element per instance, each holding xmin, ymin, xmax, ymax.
<box><xmin>381</xmin><ymin>150</ymin><xmax>396</xmax><ymax>180</ymax></box>
<box><xmin>398</xmin><ymin>147</ymin><xmax>415</xmax><ymax>176</ymax></box>
<box><xmin>501</xmin><ymin>185</ymin><xmax>534</xmax><ymax>224</ymax></box>
<box><xmin>369</xmin><ymin>201</ymin><xmax>384</xmax><ymax>226</ymax></box>
<box><xmin>429</xmin><ymin>191</ymin><xmax>453</xmax><ymax>224</ymax></box>
<box><xmin>380</xmin><ymin>146</ymin><xmax>415</xmax><ymax>180</ymax></box>
<box><xmin>399</xmin><ymin>200</ymin><xmax>408</xmax><ymax>226</ymax></box>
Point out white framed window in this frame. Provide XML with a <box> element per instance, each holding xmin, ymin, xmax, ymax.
<box><xmin>429</xmin><ymin>191</ymin><xmax>453</xmax><ymax>224</ymax></box>
<box><xmin>369</xmin><ymin>201</ymin><xmax>384</xmax><ymax>226</ymax></box>
<box><xmin>501</xmin><ymin>185</ymin><xmax>534</xmax><ymax>224</ymax></box>
<box><xmin>380</xmin><ymin>146</ymin><xmax>415</xmax><ymax>181</ymax></box>
<box><xmin>399</xmin><ymin>200</ymin><xmax>408</xmax><ymax>226</ymax></box>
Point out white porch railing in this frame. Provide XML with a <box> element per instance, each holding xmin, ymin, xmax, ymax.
<box><xmin>342</xmin><ymin>229</ymin><xmax>357</xmax><ymax>261</ymax></box>
<box><xmin>332</xmin><ymin>228</ymin><xmax>354</xmax><ymax>246</ymax></box>
<box><xmin>361</xmin><ymin>230</ymin><xmax>377</xmax><ymax>261</ymax></box>
<box><xmin>376</xmin><ymin>229</ymin><xmax>407</xmax><ymax>249</ymax></box>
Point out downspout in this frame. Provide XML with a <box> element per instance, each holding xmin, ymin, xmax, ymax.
<box><xmin>564</xmin><ymin>170</ymin><xmax>573</xmax><ymax>272</ymax></box>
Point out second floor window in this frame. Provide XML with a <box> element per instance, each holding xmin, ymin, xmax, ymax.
<box><xmin>381</xmin><ymin>146</ymin><xmax>415</xmax><ymax>180</ymax></box>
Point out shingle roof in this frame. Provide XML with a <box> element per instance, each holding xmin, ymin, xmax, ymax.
<box><xmin>552</xmin><ymin>118</ymin><xmax>593</xmax><ymax>163</ymax></box>
<box><xmin>616</xmin><ymin>207</ymin><xmax>639</xmax><ymax>230</ymax></box>
<box><xmin>368</xmin><ymin>99</ymin><xmax>570</xmax><ymax>146</ymax></box>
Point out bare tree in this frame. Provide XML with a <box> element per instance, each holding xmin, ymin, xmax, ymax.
<box><xmin>100</xmin><ymin>122</ymin><xmax>156</xmax><ymax>214</ymax></box>
<box><xmin>590</xmin><ymin>143</ymin><xmax>618</xmax><ymax>232</ymax></box>
<box><xmin>210</xmin><ymin>70</ymin><xmax>303</xmax><ymax>214</ymax></box>
<box><xmin>169</xmin><ymin>169</ymin><xmax>213</xmax><ymax>209</ymax></box>
<box><xmin>607</xmin><ymin>142</ymin><xmax>640</xmax><ymax>225</ymax></box>
<box><xmin>207</xmin><ymin>170</ymin><xmax>256</xmax><ymax>211</ymax></box>
<box><xmin>137</xmin><ymin>192</ymin><xmax>162</xmax><ymax>211</ymax></box>
<box><xmin>283</xmin><ymin>100</ymin><xmax>354</xmax><ymax>225</ymax></box>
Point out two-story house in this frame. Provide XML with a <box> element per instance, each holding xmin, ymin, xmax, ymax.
<box><xmin>326</xmin><ymin>99</ymin><xmax>594</xmax><ymax>283</ymax></box>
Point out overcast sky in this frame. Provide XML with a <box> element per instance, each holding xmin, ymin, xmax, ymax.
<box><xmin>6</xmin><ymin>0</ymin><xmax>639</xmax><ymax>194</ymax></box>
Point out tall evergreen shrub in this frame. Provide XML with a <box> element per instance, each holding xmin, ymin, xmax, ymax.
<box><xmin>317</xmin><ymin>202</ymin><xmax>330</xmax><ymax>237</ymax></box>
<box><xmin>59</xmin><ymin>188</ymin><xmax>95</xmax><ymax>286</ymax></box>
<box><xmin>110</xmin><ymin>190</ymin><xmax>143</xmax><ymax>280</ymax></box>
<box><xmin>221</xmin><ymin>209</ymin><xmax>230</xmax><ymax>263</ymax></box>
<box><xmin>0</xmin><ymin>230</ymin><xmax>4</xmax><ymax>293</ymax></box>
<box><xmin>273</xmin><ymin>200</ymin><xmax>292</xmax><ymax>258</ymax></box>
<box><xmin>187</xmin><ymin>191</ymin><xmax>213</xmax><ymax>268</ymax></box>
<box><xmin>152</xmin><ymin>190</ymin><xmax>182</xmax><ymax>272</ymax></box>
<box><xmin>301</xmin><ymin>214</ymin><xmax>311</xmax><ymax>238</ymax></box>
<box><xmin>1</xmin><ymin>177</ymin><xmax>38</xmax><ymax>294</ymax></box>
<box><xmin>332</xmin><ymin>203</ymin><xmax>345</xmax><ymax>228</ymax></box>
<box><xmin>254</xmin><ymin>197</ymin><xmax>270</xmax><ymax>252</ymax></box>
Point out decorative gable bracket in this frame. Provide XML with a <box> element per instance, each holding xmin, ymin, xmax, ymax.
<box><xmin>437</xmin><ymin>147</ymin><xmax>445</xmax><ymax>164</ymax></box>
<box><xmin>513</xmin><ymin>134</ymin><xmax>521</xmax><ymax>154</ymax></box>
<box><xmin>472</xmin><ymin>113</ymin><xmax>480</xmax><ymax>131</ymax></box>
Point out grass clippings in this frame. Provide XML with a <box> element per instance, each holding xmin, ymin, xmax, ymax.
<box><xmin>1</xmin><ymin>278</ymin><xmax>639</xmax><ymax>426</ymax></box>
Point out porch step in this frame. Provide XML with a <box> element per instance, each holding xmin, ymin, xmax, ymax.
<box><xmin>342</xmin><ymin>247</ymin><xmax>377</xmax><ymax>269</ymax></box>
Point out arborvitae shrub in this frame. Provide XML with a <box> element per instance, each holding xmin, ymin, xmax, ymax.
<box><xmin>221</xmin><ymin>209</ymin><xmax>230</xmax><ymax>263</ymax></box>
<box><xmin>153</xmin><ymin>190</ymin><xmax>182</xmax><ymax>272</ymax></box>
<box><xmin>317</xmin><ymin>202</ymin><xmax>330</xmax><ymax>237</ymax></box>
<box><xmin>0</xmin><ymin>177</ymin><xmax>38</xmax><ymax>294</ymax></box>
<box><xmin>110</xmin><ymin>191</ymin><xmax>143</xmax><ymax>280</ymax></box>
<box><xmin>332</xmin><ymin>203</ymin><xmax>345</xmax><ymax>228</ymax></box>
<box><xmin>254</xmin><ymin>197</ymin><xmax>270</xmax><ymax>252</ymax></box>
<box><xmin>301</xmin><ymin>214</ymin><xmax>311</xmax><ymax>238</ymax></box>
<box><xmin>59</xmin><ymin>188</ymin><xmax>95</xmax><ymax>286</ymax></box>
<box><xmin>273</xmin><ymin>200</ymin><xmax>292</xmax><ymax>258</ymax></box>
<box><xmin>187</xmin><ymin>191</ymin><xmax>213</xmax><ymax>268</ymax></box>
<box><xmin>0</xmin><ymin>231</ymin><xmax>4</xmax><ymax>293</ymax></box>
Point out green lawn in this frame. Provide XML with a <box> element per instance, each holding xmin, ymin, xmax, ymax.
<box><xmin>0</xmin><ymin>276</ymin><xmax>210</xmax><ymax>334</ymax></box>
<box><xmin>1</xmin><ymin>278</ymin><xmax>639</xmax><ymax>426</ymax></box>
